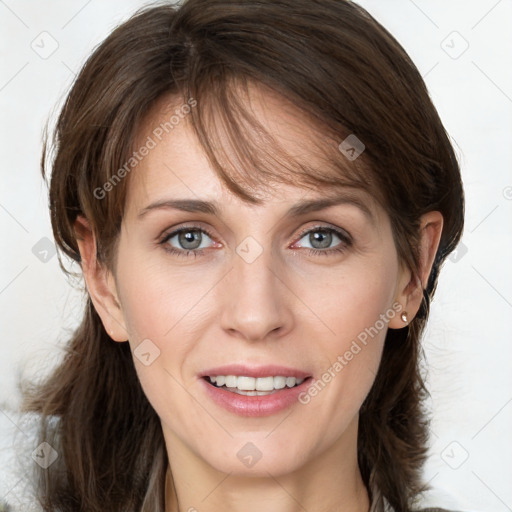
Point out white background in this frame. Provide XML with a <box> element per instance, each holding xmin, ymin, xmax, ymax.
<box><xmin>0</xmin><ymin>1</ymin><xmax>511</xmax><ymax>510</ymax></box>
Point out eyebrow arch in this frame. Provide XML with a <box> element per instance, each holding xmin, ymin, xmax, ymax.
<box><xmin>137</xmin><ymin>194</ymin><xmax>375</xmax><ymax>224</ymax></box>
<box><xmin>138</xmin><ymin>199</ymin><xmax>219</xmax><ymax>218</ymax></box>
<box><xmin>284</xmin><ymin>195</ymin><xmax>375</xmax><ymax>224</ymax></box>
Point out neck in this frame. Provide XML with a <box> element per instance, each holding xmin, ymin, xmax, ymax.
<box><xmin>163</xmin><ymin>417</ymin><xmax>370</xmax><ymax>512</ymax></box>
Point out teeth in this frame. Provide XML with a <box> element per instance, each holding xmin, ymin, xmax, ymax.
<box><xmin>207</xmin><ymin>375</ymin><xmax>305</xmax><ymax>391</ymax></box>
<box><xmin>254</xmin><ymin>377</ymin><xmax>279</xmax><ymax>391</ymax></box>
<box><xmin>286</xmin><ymin>377</ymin><xmax>297</xmax><ymax>388</ymax></box>
<box><xmin>274</xmin><ymin>376</ymin><xmax>286</xmax><ymax>389</ymax></box>
<box><xmin>225</xmin><ymin>375</ymin><xmax>237</xmax><ymax>388</ymax></box>
<box><xmin>237</xmin><ymin>376</ymin><xmax>256</xmax><ymax>390</ymax></box>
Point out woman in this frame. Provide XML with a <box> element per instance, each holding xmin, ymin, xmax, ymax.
<box><xmin>21</xmin><ymin>0</ymin><xmax>465</xmax><ymax>511</ymax></box>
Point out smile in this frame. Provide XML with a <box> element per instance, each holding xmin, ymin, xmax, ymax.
<box><xmin>200</xmin><ymin>366</ymin><xmax>313</xmax><ymax>416</ymax></box>
<box><xmin>206</xmin><ymin>375</ymin><xmax>305</xmax><ymax>396</ymax></box>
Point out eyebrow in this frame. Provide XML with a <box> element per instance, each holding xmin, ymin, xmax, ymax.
<box><xmin>285</xmin><ymin>195</ymin><xmax>374</xmax><ymax>223</ymax></box>
<box><xmin>137</xmin><ymin>194</ymin><xmax>375</xmax><ymax>224</ymax></box>
<box><xmin>138</xmin><ymin>199</ymin><xmax>218</xmax><ymax>218</ymax></box>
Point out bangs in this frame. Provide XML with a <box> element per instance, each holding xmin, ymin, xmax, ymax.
<box><xmin>183</xmin><ymin>74</ymin><xmax>384</xmax><ymax>206</ymax></box>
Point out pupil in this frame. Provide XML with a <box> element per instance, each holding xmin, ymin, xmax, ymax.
<box><xmin>310</xmin><ymin>230</ymin><xmax>332</xmax><ymax>249</ymax></box>
<box><xmin>179</xmin><ymin>230</ymin><xmax>201</xmax><ymax>249</ymax></box>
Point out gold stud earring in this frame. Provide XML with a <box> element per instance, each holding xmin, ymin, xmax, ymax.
<box><xmin>400</xmin><ymin>312</ymin><xmax>408</xmax><ymax>324</ymax></box>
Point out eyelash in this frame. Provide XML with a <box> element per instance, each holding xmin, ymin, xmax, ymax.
<box><xmin>158</xmin><ymin>223</ymin><xmax>352</xmax><ymax>258</ymax></box>
<box><xmin>293</xmin><ymin>224</ymin><xmax>352</xmax><ymax>256</ymax></box>
<box><xmin>159</xmin><ymin>224</ymin><xmax>216</xmax><ymax>259</ymax></box>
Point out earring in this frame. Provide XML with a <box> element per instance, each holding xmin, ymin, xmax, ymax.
<box><xmin>400</xmin><ymin>312</ymin><xmax>408</xmax><ymax>324</ymax></box>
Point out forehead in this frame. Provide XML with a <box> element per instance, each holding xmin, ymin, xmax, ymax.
<box><xmin>123</xmin><ymin>83</ymin><xmax>380</xmax><ymax>221</ymax></box>
<box><xmin>125</xmin><ymin>101</ymin><xmax>232</xmax><ymax>217</ymax></box>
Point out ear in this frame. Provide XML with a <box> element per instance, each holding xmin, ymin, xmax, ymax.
<box><xmin>388</xmin><ymin>211</ymin><xmax>444</xmax><ymax>329</ymax></box>
<box><xmin>74</xmin><ymin>215</ymin><xmax>128</xmax><ymax>342</ymax></box>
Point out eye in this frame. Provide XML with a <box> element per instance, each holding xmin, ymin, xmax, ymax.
<box><xmin>159</xmin><ymin>225</ymin><xmax>216</xmax><ymax>257</ymax></box>
<box><xmin>292</xmin><ymin>226</ymin><xmax>351</xmax><ymax>256</ymax></box>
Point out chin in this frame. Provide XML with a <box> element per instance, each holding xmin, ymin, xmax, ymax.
<box><xmin>201</xmin><ymin>438</ymin><xmax>310</xmax><ymax>478</ymax></box>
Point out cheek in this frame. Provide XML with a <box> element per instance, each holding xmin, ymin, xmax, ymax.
<box><xmin>114</xmin><ymin>242</ymin><xmax>218</xmax><ymax>344</ymax></box>
<box><xmin>292</xmin><ymin>252</ymin><xmax>399</xmax><ymax>423</ymax></box>
<box><xmin>293</xmin><ymin>251</ymin><xmax>399</xmax><ymax>347</ymax></box>
<box><xmin>113</xmin><ymin>245</ymin><xmax>220</xmax><ymax>415</ymax></box>
<box><xmin>113</xmin><ymin>252</ymin><xmax>209</xmax><ymax>434</ymax></box>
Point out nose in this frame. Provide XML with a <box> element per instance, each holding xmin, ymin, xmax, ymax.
<box><xmin>219</xmin><ymin>241</ymin><xmax>294</xmax><ymax>342</ymax></box>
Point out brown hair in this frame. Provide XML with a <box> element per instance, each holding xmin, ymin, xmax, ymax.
<box><xmin>21</xmin><ymin>1</ymin><xmax>464</xmax><ymax>511</ymax></box>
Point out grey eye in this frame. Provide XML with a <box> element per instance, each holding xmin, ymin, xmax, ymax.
<box><xmin>298</xmin><ymin>229</ymin><xmax>342</xmax><ymax>250</ymax></box>
<box><xmin>167</xmin><ymin>229</ymin><xmax>213</xmax><ymax>251</ymax></box>
<box><xmin>308</xmin><ymin>230</ymin><xmax>333</xmax><ymax>249</ymax></box>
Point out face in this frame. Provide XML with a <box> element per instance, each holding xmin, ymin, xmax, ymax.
<box><xmin>102</xmin><ymin>86</ymin><xmax>410</xmax><ymax>478</ymax></box>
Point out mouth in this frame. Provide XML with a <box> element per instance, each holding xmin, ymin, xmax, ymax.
<box><xmin>198</xmin><ymin>365</ymin><xmax>314</xmax><ymax>416</ymax></box>
<box><xmin>202</xmin><ymin>374</ymin><xmax>311</xmax><ymax>396</ymax></box>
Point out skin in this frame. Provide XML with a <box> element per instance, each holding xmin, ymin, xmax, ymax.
<box><xmin>75</xmin><ymin>84</ymin><xmax>443</xmax><ymax>512</ymax></box>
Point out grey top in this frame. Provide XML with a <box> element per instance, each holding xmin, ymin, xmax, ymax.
<box><xmin>370</xmin><ymin>492</ymin><xmax>462</xmax><ymax>511</ymax></box>
<box><xmin>368</xmin><ymin>473</ymin><xmax>463</xmax><ymax>512</ymax></box>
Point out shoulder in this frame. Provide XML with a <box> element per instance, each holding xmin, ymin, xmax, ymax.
<box><xmin>407</xmin><ymin>484</ymin><xmax>485</xmax><ymax>512</ymax></box>
<box><xmin>412</xmin><ymin>506</ymin><xmax>484</xmax><ymax>512</ymax></box>
<box><xmin>414</xmin><ymin>509</ymin><xmax>466</xmax><ymax>512</ymax></box>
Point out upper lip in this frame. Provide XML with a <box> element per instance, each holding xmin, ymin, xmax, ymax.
<box><xmin>199</xmin><ymin>364</ymin><xmax>312</xmax><ymax>380</ymax></box>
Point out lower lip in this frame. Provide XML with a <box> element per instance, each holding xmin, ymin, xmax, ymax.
<box><xmin>200</xmin><ymin>377</ymin><xmax>312</xmax><ymax>417</ymax></box>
